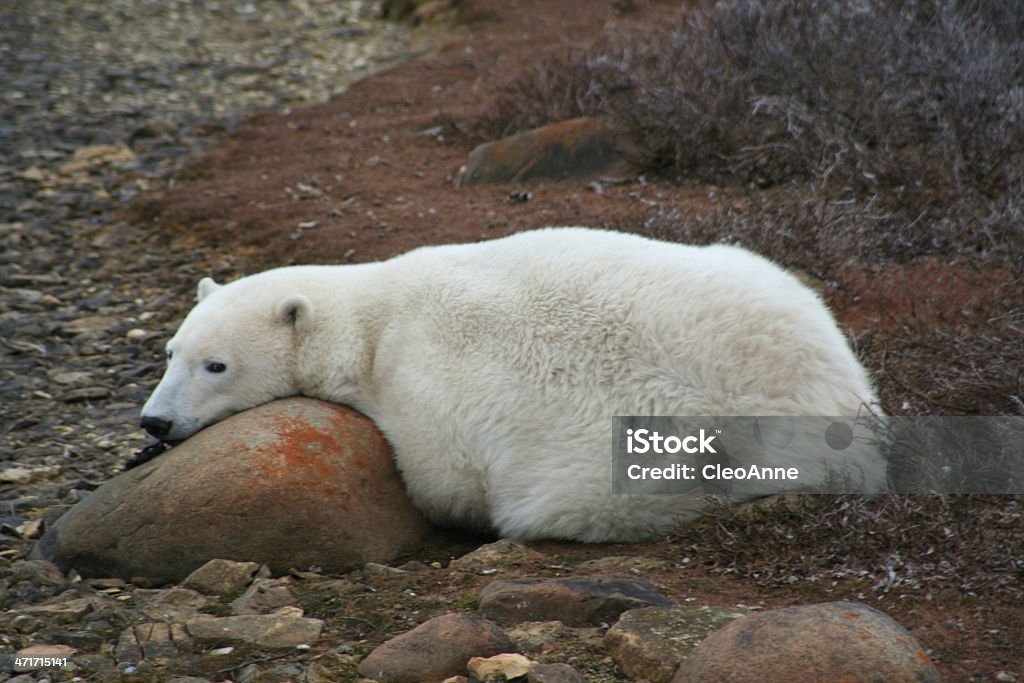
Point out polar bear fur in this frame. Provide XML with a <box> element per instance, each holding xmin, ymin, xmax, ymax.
<box><xmin>141</xmin><ymin>227</ymin><xmax>885</xmax><ymax>542</ymax></box>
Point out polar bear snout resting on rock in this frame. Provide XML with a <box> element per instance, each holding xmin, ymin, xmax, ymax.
<box><xmin>141</xmin><ymin>227</ymin><xmax>886</xmax><ymax>542</ymax></box>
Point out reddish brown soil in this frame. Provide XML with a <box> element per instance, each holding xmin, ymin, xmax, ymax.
<box><xmin>131</xmin><ymin>1</ymin><xmax>1022</xmax><ymax>679</ymax></box>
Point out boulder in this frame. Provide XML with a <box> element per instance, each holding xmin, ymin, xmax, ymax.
<box><xmin>672</xmin><ymin>601</ymin><xmax>942</xmax><ymax>683</ymax></box>
<box><xmin>459</xmin><ymin>117</ymin><xmax>637</xmax><ymax>186</ymax></box>
<box><xmin>31</xmin><ymin>398</ymin><xmax>434</xmax><ymax>583</ymax></box>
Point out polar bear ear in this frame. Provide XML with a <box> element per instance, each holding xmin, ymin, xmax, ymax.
<box><xmin>276</xmin><ymin>294</ymin><xmax>315</xmax><ymax>333</ymax></box>
<box><xmin>196</xmin><ymin>277</ymin><xmax>222</xmax><ymax>302</ymax></box>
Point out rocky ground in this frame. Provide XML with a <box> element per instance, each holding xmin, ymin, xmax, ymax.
<box><xmin>0</xmin><ymin>0</ymin><xmax>446</xmax><ymax>531</ymax></box>
<box><xmin>0</xmin><ymin>0</ymin><xmax>1021</xmax><ymax>681</ymax></box>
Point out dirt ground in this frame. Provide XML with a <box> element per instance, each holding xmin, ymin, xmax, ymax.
<box><xmin>126</xmin><ymin>0</ymin><xmax>1022</xmax><ymax>679</ymax></box>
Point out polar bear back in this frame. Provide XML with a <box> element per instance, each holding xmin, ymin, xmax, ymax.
<box><xmin>373</xmin><ymin>227</ymin><xmax>874</xmax><ymax>417</ymax></box>
<box><xmin>340</xmin><ymin>228</ymin><xmax>880</xmax><ymax>540</ymax></box>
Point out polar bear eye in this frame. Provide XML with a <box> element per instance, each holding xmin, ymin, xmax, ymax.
<box><xmin>166</xmin><ymin>350</ymin><xmax>173</xmax><ymax>361</ymax></box>
<box><xmin>205</xmin><ymin>361</ymin><xmax>227</xmax><ymax>374</ymax></box>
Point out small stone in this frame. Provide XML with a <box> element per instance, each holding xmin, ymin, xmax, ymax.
<box><xmin>358</xmin><ymin>612</ymin><xmax>516</xmax><ymax>683</ymax></box>
<box><xmin>61</xmin><ymin>315</ymin><xmax>120</xmax><ymax>335</ymax></box>
<box><xmin>1</xmin><ymin>467</ymin><xmax>35</xmax><ymax>484</ymax></box>
<box><xmin>13</xmin><ymin>644</ymin><xmax>76</xmax><ymax>672</ymax></box>
<box><xmin>449</xmin><ymin>538</ymin><xmax>536</xmax><ymax>571</ymax></box>
<box><xmin>230</xmin><ymin>577</ymin><xmax>297</xmax><ymax>615</ymax></box>
<box><xmin>15</xmin><ymin>643</ymin><xmax>77</xmax><ymax>657</ymax></box>
<box><xmin>52</xmin><ymin>370</ymin><xmax>95</xmax><ymax>385</ymax></box>
<box><xmin>126</xmin><ymin>328</ymin><xmax>148</xmax><ymax>340</ymax></box>
<box><xmin>182</xmin><ymin>558</ymin><xmax>262</xmax><ymax>595</ymax></box>
<box><xmin>468</xmin><ymin>652</ymin><xmax>532</xmax><ymax>681</ymax></box>
<box><xmin>527</xmin><ymin>663</ymin><xmax>587</xmax><ymax>683</ymax></box>
<box><xmin>43</xmin><ymin>629</ymin><xmax>105</xmax><ymax>652</ymax></box>
<box><xmin>59</xmin><ymin>144</ymin><xmax>137</xmax><ymax>175</ymax></box>
<box><xmin>10</xmin><ymin>559</ymin><xmax>66</xmax><ymax>586</ymax></box>
<box><xmin>140</xmin><ymin>587</ymin><xmax>210</xmax><ymax>621</ymax></box>
<box><xmin>60</xmin><ymin>386</ymin><xmax>111</xmax><ymax>402</ymax></box>
<box><xmin>479</xmin><ymin>576</ymin><xmax>673</xmax><ymax>627</ymax></box>
<box><xmin>20</xmin><ymin>166</ymin><xmax>49</xmax><ymax>182</ymax></box>
<box><xmin>186</xmin><ymin>606</ymin><xmax>323</xmax><ymax>648</ymax></box>
<box><xmin>21</xmin><ymin>597</ymin><xmax>97</xmax><ymax>624</ymax></box>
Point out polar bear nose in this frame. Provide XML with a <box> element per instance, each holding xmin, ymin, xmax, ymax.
<box><xmin>140</xmin><ymin>416</ymin><xmax>173</xmax><ymax>440</ymax></box>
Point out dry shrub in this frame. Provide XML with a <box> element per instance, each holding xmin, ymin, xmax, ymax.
<box><xmin>640</xmin><ymin>186</ymin><xmax>1024</xmax><ymax>275</ymax></box>
<box><xmin>673</xmin><ymin>494</ymin><xmax>1024</xmax><ymax>599</ymax></box>
<box><xmin>480</xmin><ymin>0</ymin><xmax>1024</xmax><ymax>197</ymax></box>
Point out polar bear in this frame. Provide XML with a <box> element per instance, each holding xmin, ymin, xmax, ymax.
<box><xmin>141</xmin><ymin>227</ymin><xmax>885</xmax><ymax>542</ymax></box>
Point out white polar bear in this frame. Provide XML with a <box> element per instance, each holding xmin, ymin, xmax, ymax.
<box><xmin>141</xmin><ymin>227</ymin><xmax>886</xmax><ymax>542</ymax></box>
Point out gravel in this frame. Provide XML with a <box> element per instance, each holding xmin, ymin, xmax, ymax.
<box><xmin>0</xmin><ymin>0</ymin><xmax>438</xmax><ymax>573</ymax></box>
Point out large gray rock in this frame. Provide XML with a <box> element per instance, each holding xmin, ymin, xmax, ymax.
<box><xmin>672</xmin><ymin>601</ymin><xmax>942</xmax><ymax>683</ymax></box>
<box><xmin>31</xmin><ymin>398</ymin><xmax>434</xmax><ymax>583</ymax></box>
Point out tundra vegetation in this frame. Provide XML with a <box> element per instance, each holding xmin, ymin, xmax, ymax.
<box><xmin>476</xmin><ymin>0</ymin><xmax>1024</xmax><ymax>604</ymax></box>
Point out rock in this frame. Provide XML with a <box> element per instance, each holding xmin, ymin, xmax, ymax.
<box><xmin>15</xmin><ymin>643</ymin><xmax>77</xmax><ymax>657</ymax></box>
<box><xmin>9</xmin><ymin>559</ymin><xmax>66</xmax><ymax>587</ymax></box>
<box><xmin>467</xmin><ymin>652</ymin><xmax>531</xmax><ymax>681</ymax></box>
<box><xmin>13</xmin><ymin>644</ymin><xmax>77</xmax><ymax>673</ymax></box>
<box><xmin>459</xmin><ymin>117</ymin><xmax>637</xmax><ymax>186</ymax></box>
<box><xmin>672</xmin><ymin>601</ymin><xmax>942</xmax><ymax>683</ymax></box>
<box><xmin>182</xmin><ymin>558</ymin><xmax>263</xmax><ymax>595</ymax></box>
<box><xmin>604</xmin><ymin>605</ymin><xmax>753</xmax><ymax>683</ymax></box>
<box><xmin>527</xmin><ymin>663</ymin><xmax>587</xmax><ymax>683</ymax></box>
<box><xmin>115</xmin><ymin>622</ymin><xmax>192</xmax><ymax>663</ymax></box>
<box><xmin>505</xmin><ymin>621</ymin><xmax>603</xmax><ymax>655</ymax></box>
<box><xmin>358</xmin><ymin>612</ymin><xmax>516</xmax><ymax>683</ymax></box>
<box><xmin>20</xmin><ymin>597</ymin><xmax>101</xmax><ymax>624</ymax></box>
<box><xmin>139</xmin><ymin>587</ymin><xmax>210</xmax><ymax>622</ymax></box>
<box><xmin>479</xmin><ymin>576</ymin><xmax>673</xmax><ymax>627</ymax></box>
<box><xmin>43</xmin><ymin>629</ymin><xmax>106</xmax><ymax>651</ymax></box>
<box><xmin>58</xmin><ymin>144</ymin><xmax>137</xmax><ymax>175</ymax></box>
<box><xmin>449</xmin><ymin>538</ymin><xmax>536</xmax><ymax>571</ymax></box>
<box><xmin>32</xmin><ymin>398</ymin><xmax>434</xmax><ymax>583</ymax></box>
<box><xmin>230</xmin><ymin>577</ymin><xmax>297</xmax><ymax>615</ymax></box>
<box><xmin>186</xmin><ymin>606</ymin><xmax>322</xmax><ymax>649</ymax></box>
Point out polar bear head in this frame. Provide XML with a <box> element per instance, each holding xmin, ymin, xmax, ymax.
<box><xmin>140</xmin><ymin>276</ymin><xmax>314</xmax><ymax>443</ymax></box>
